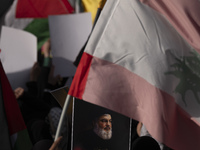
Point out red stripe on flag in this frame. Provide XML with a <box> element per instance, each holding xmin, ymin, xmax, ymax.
<box><xmin>61</xmin><ymin>0</ymin><xmax>74</xmax><ymax>14</ymax></box>
<box><xmin>0</xmin><ymin>61</ymin><xmax>26</xmax><ymax>135</ymax></box>
<box><xmin>69</xmin><ymin>52</ymin><xmax>93</xmax><ymax>99</ymax></box>
<box><xmin>81</xmin><ymin>56</ymin><xmax>200</xmax><ymax>150</ymax></box>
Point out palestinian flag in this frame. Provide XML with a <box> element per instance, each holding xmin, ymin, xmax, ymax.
<box><xmin>3</xmin><ymin>0</ymin><xmax>74</xmax><ymax>50</ymax></box>
<box><xmin>0</xmin><ymin>61</ymin><xmax>32</xmax><ymax>150</ymax></box>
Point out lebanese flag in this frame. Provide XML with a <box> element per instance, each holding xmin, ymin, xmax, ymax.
<box><xmin>0</xmin><ymin>61</ymin><xmax>32</xmax><ymax>150</ymax></box>
<box><xmin>68</xmin><ymin>0</ymin><xmax>200</xmax><ymax>150</ymax></box>
<box><xmin>16</xmin><ymin>0</ymin><xmax>74</xmax><ymax>18</ymax></box>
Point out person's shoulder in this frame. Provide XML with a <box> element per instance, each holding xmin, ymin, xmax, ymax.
<box><xmin>74</xmin><ymin>130</ymin><xmax>95</xmax><ymax>149</ymax></box>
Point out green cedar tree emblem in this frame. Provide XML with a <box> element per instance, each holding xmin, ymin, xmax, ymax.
<box><xmin>165</xmin><ymin>51</ymin><xmax>200</xmax><ymax>106</ymax></box>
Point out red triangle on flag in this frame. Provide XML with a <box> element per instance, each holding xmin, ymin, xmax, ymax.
<box><xmin>0</xmin><ymin>61</ymin><xmax>26</xmax><ymax>135</ymax></box>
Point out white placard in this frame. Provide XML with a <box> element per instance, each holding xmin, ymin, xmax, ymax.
<box><xmin>0</xmin><ymin>26</ymin><xmax>37</xmax><ymax>90</ymax></box>
<box><xmin>48</xmin><ymin>12</ymin><xmax>92</xmax><ymax>77</ymax></box>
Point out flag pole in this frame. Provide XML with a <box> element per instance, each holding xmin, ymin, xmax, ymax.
<box><xmin>74</xmin><ymin>0</ymin><xmax>80</xmax><ymax>13</ymax></box>
<box><xmin>55</xmin><ymin>0</ymin><xmax>107</xmax><ymax>141</ymax></box>
<box><xmin>93</xmin><ymin>0</ymin><xmax>107</xmax><ymax>27</ymax></box>
<box><xmin>54</xmin><ymin>94</ymin><xmax>72</xmax><ymax>140</ymax></box>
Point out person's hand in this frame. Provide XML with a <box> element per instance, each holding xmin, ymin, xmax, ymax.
<box><xmin>49</xmin><ymin>136</ymin><xmax>63</xmax><ymax>150</ymax></box>
<box><xmin>136</xmin><ymin>122</ymin><xmax>143</xmax><ymax>136</ymax></box>
<box><xmin>42</xmin><ymin>39</ymin><xmax>51</xmax><ymax>58</ymax></box>
<box><xmin>14</xmin><ymin>87</ymin><xmax>24</xmax><ymax>99</ymax></box>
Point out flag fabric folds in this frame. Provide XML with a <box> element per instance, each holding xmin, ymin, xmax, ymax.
<box><xmin>16</xmin><ymin>0</ymin><xmax>74</xmax><ymax>18</ymax></box>
<box><xmin>68</xmin><ymin>0</ymin><xmax>200</xmax><ymax>150</ymax></box>
<box><xmin>0</xmin><ymin>61</ymin><xmax>32</xmax><ymax>150</ymax></box>
<box><xmin>141</xmin><ymin>0</ymin><xmax>200</xmax><ymax>53</ymax></box>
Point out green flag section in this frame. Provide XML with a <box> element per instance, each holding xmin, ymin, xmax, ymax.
<box><xmin>0</xmin><ymin>61</ymin><xmax>32</xmax><ymax>150</ymax></box>
<box><xmin>13</xmin><ymin>130</ymin><xmax>32</xmax><ymax>150</ymax></box>
<box><xmin>3</xmin><ymin>1</ymin><xmax>48</xmax><ymax>51</ymax></box>
<box><xmin>24</xmin><ymin>19</ymin><xmax>50</xmax><ymax>51</ymax></box>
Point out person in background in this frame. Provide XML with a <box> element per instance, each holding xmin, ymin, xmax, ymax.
<box><xmin>137</xmin><ymin>122</ymin><xmax>173</xmax><ymax>150</ymax></box>
<box><xmin>14</xmin><ymin>39</ymin><xmax>62</xmax><ymax>146</ymax></box>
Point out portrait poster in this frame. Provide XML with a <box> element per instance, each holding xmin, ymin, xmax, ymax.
<box><xmin>72</xmin><ymin>99</ymin><xmax>132</xmax><ymax>150</ymax></box>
